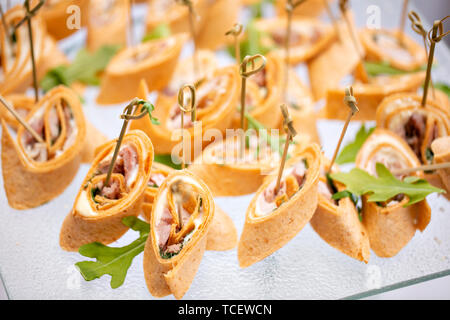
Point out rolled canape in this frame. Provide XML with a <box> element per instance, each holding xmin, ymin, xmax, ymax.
<box><xmin>42</xmin><ymin>0</ymin><xmax>89</xmax><ymax>40</ymax></box>
<box><xmin>310</xmin><ymin>156</ymin><xmax>370</xmax><ymax>263</ymax></box>
<box><xmin>355</xmin><ymin>128</ymin><xmax>431</xmax><ymax>258</ymax></box>
<box><xmin>86</xmin><ymin>0</ymin><xmax>129</xmax><ymax>52</ymax></box>
<box><xmin>142</xmin><ymin>162</ymin><xmax>237</xmax><ymax>251</ymax></box>
<box><xmin>322</xmin><ymin>72</ymin><xmax>426</xmax><ymax>120</ymax></box>
<box><xmin>96</xmin><ymin>33</ymin><xmax>187</xmax><ymax>105</ymax></box>
<box><xmin>308</xmin><ymin>14</ymin><xmax>362</xmax><ymax>100</ymax></box>
<box><xmin>431</xmin><ymin>136</ymin><xmax>450</xmax><ymax>195</ymax></box>
<box><xmin>189</xmin><ymin>129</ymin><xmax>311</xmax><ymax>197</ymax></box>
<box><xmin>1</xmin><ymin>86</ymin><xmax>86</xmax><ymax>209</ymax></box>
<box><xmin>59</xmin><ymin>129</ymin><xmax>154</xmax><ymax>251</ymax></box>
<box><xmin>161</xmin><ymin>50</ymin><xmax>218</xmax><ymax>97</ymax></box>
<box><xmin>281</xmin><ymin>69</ymin><xmax>320</xmax><ymax>143</ymax></box>
<box><xmin>376</xmin><ymin>93</ymin><xmax>450</xmax><ymax>165</ymax></box>
<box><xmin>359</xmin><ymin>28</ymin><xmax>426</xmax><ymax>71</ymax></box>
<box><xmin>231</xmin><ymin>54</ymin><xmax>283</xmax><ymax>129</ymax></box>
<box><xmin>196</xmin><ymin>0</ymin><xmax>241</xmax><ymax>50</ymax></box>
<box><xmin>0</xmin><ymin>94</ymin><xmax>35</xmax><ymax>130</ymax></box>
<box><xmin>130</xmin><ymin>67</ymin><xmax>239</xmax><ymax>157</ymax></box>
<box><xmin>252</xmin><ymin>18</ymin><xmax>335</xmax><ymax>64</ymax></box>
<box><xmin>143</xmin><ymin>170</ymin><xmax>214</xmax><ymax>299</ymax></box>
<box><xmin>276</xmin><ymin>0</ymin><xmax>332</xmax><ymax>18</ymax></box>
<box><xmin>238</xmin><ymin>143</ymin><xmax>321</xmax><ymax>268</ymax></box>
<box><xmin>0</xmin><ymin>5</ymin><xmax>46</xmax><ymax>95</ymax></box>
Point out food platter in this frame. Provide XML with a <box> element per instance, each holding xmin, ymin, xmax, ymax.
<box><xmin>0</xmin><ymin>0</ymin><xmax>449</xmax><ymax>299</ymax></box>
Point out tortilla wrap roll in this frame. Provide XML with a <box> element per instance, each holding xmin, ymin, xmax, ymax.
<box><xmin>0</xmin><ymin>94</ymin><xmax>35</xmax><ymax>130</ymax></box>
<box><xmin>238</xmin><ymin>143</ymin><xmax>321</xmax><ymax>268</ymax></box>
<box><xmin>308</xmin><ymin>13</ymin><xmax>362</xmax><ymax>100</ymax></box>
<box><xmin>0</xmin><ymin>5</ymin><xmax>46</xmax><ymax>95</ymax></box>
<box><xmin>252</xmin><ymin>18</ymin><xmax>335</xmax><ymax>65</ymax></box>
<box><xmin>359</xmin><ymin>28</ymin><xmax>426</xmax><ymax>71</ymax></box>
<box><xmin>97</xmin><ymin>33</ymin><xmax>187</xmax><ymax>105</ymax></box>
<box><xmin>280</xmin><ymin>69</ymin><xmax>320</xmax><ymax>143</ymax></box>
<box><xmin>322</xmin><ymin>71</ymin><xmax>426</xmax><ymax>121</ymax></box>
<box><xmin>196</xmin><ymin>0</ymin><xmax>241</xmax><ymax>50</ymax></box>
<box><xmin>376</xmin><ymin>93</ymin><xmax>450</xmax><ymax>191</ymax></box>
<box><xmin>59</xmin><ymin>129</ymin><xmax>154</xmax><ymax>251</ymax></box>
<box><xmin>42</xmin><ymin>0</ymin><xmax>89</xmax><ymax>40</ymax></box>
<box><xmin>143</xmin><ymin>170</ymin><xmax>215</xmax><ymax>299</ymax></box>
<box><xmin>162</xmin><ymin>50</ymin><xmax>218</xmax><ymax>97</ymax></box>
<box><xmin>431</xmin><ymin>136</ymin><xmax>450</xmax><ymax>195</ymax></box>
<box><xmin>1</xmin><ymin>86</ymin><xmax>87</xmax><ymax>209</ymax></box>
<box><xmin>142</xmin><ymin>162</ymin><xmax>237</xmax><ymax>251</ymax></box>
<box><xmin>310</xmin><ymin>157</ymin><xmax>370</xmax><ymax>263</ymax></box>
<box><xmin>231</xmin><ymin>54</ymin><xmax>283</xmax><ymax>129</ymax></box>
<box><xmin>86</xmin><ymin>0</ymin><xmax>129</xmax><ymax>52</ymax></box>
<box><xmin>355</xmin><ymin>128</ymin><xmax>431</xmax><ymax>258</ymax></box>
<box><xmin>188</xmin><ymin>131</ymin><xmax>311</xmax><ymax>197</ymax></box>
<box><xmin>130</xmin><ymin>67</ymin><xmax>239</xmax><ymax>157</ymax></box>
<box><xmin>276</xmin><ymin>0</ymin><xmax>331</xmax><ymax>18</ymax></box>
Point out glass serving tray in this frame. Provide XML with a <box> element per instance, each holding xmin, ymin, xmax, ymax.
<box><xmin>0</xmin><ymin>1</ymin><xmax>449</xmax><ymax>300</ymax></box>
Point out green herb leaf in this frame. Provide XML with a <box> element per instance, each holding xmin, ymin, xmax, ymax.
<box><xmin>142</xmin><ymin>23</ymin><xmax>171</xmax><ymax>42</ymax></box>
<box><xmin>364</xmin><ymin>61</ymin><xmax>427</xmax><ymax>77</ymax></box>
<box><xmin>138</xmin><ymin>100</ymin><xmax>160</xmax><ymax>125</ymax></box>
<box><xmin>40</xmin><ymin>45</ymin><xmax>120</xmax><ymax>92</ymax></box>
<box><xmin>154</xmin><ymin>154</ymin><xmax>182</xmax><ymax>170</ymax></box>
<box><xmin>336</xmin><ymin>124</ymin><xmax>374</xmax><ymax>165</ymax></box>
<box><xmin>434</xmin><ymin>82</ymin><xmax>450</xmax><ymax>98</ymax></box>
<box><xmin>330</xmin><ymin>163</ymin><xmax>444</xmax><ymax>206</ymax></box>
<box><xmin>75</xmin><ymin>216</ymin><xmax>149</xmax><ymax>289</ymax></box>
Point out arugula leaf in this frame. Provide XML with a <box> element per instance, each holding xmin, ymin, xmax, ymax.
<box><xmin>75</xmin><ymin>216</ymin><xmax>149</xmax><ymax>289</ymax></box>
<box><xmin>154</xmin><ymin>154</ymin><xmax>182</xmax><ymax>170</ymax></box>
<box><xmin>434</xmin><ymin>82</ymin><xmax>450</xmax><ymax>98</ymax></box>
<box><xmin>330</xmin><ymin>163</ymin><xmax>444</xmax><ymax>206</ymax></box>
<box><xmin>40</xmin><ymin>45</ymin><xmax>120</xmax><ymax>92</ymax></box>
<box><xmin>227</xmin><ymin>20</ymin><xmax>275</xmax><ymax>61</ymax></box>
<box><xmin>364</xmin><ymin>61</ymin><xmax>427</xmax><ymax>77</ymax></box>
<box><xmin>336</xmin><ymin>124</ymin><xmax>374</xmax><ymax>165</ymax></box>
<box><xmin>142</xmin><ymin>23</ymin><xmax>171</xmax><ymax>42</ymax></box>
<box><xmin>138</xmin><ymin>100</ymin><xmax>160</xmax><ymax>125</ymax></box>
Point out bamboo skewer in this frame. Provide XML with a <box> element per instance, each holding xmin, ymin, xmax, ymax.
<box><xmin>177</xmin><ymin>84</ymin><xmax>197</xmax><ymax>169</ymax></box>
<box><xmin>283</xmin><ymin>0</ymin><xmax>305</xmax><ymax>102</ymax></box>
<box><xmin>409</xmin><ymin>11</ymin><xmax>435</xmax><ymax>98</ymax></box>
<box><xmin>177</xmin><ymin>0</ymin><xmax>199</xmax><ymax>79</ymax></box>
<box><xmin>274</xmin><ymin>104</ymin><xmax>297</xmax><ymax>195</ymax></box>
<box><xmin>421</xmin><ymin>16</ymin><xmax>449</xmax><ymax>107</ymax></box>
<box><xmin>392</xmin><ymin>162</ymin><xmax>450</xmax><ymax>176</ymax></box>
<box><xmin>225</xmin><ymin>23</ymin><xmax>243</xmax><ymax>65</ymax></box>
<box><xmin>323</xmin><ymin>0</ymin><xmax>342</xmax><ymax>43</ymax></box>
<box><xmin>398</xmin><ymin>0</ymin><xmax>409</xmax><ymax>46</ymax></box>
<box><xmin>327</xmin><ymin>86</ymin><xmax>359</xmax><ymax>174</ymax></box>
<box><xmin>0</xmin><ymin>94</ymin><xmax>44</xmax><ymax>144</ymax></box>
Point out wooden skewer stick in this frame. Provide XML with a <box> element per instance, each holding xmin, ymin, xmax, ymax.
<box><xmin>323</xmin><ymin>0</ymin><xmax>342</xmax><ymax>43</ymax></box>
<box><xmin>177</xmin><ymin>84</ymin><xmax>196</xmax><ymax>169</ymax></box>
<box><xmin>409</xmin><ymin>11</ymin><xmax>435</xmax><ymax>98</ymax></box>
<box><xmin>328</xmin><ymin>86</ymin><xmax>359</xmax><ymax>174</ymax></box>
<box><xmin>422</xmin><ymin>16</ymin><xmax>450</xmax><ymax>107</ymax></box>
<box><xmin>239</xmin><ymin>54</ymin><xmax>266</xmax><ymax>131</ymax></box>
<box><xmin>104</xmin><ymin>98</ymin><xmax>152</xmax><ymax>187</ymax></box>
<box><xmin>398</xmin><ymin>0</ymin><xmax>409</xmax><ymax>46</ymax></box>
<box><xmin>17</xmin><ymin>0</ymin><xmax>45</xmax><ymax>103</ymax></box>
<box><xmin>225</xmin><ymin>23</ymin><xmax>243</xmax><ymax>65</ymax></box>
<box><xmin>177</xmin><ymin>0</ymin><xmax>199</xmax><ymax>79</ymax></box>
<box><xmin>0</xmin><ymin>94</ymin><xmax>44</xmax><ymax>143</ymax></box>
<box><xmin>283</xmin><ymin>0</ymin><xmax>306</xmax><ymax>102</ymax></box>
<box><xmin>392</xmin><ymin>162</ymin><xmax>450</xmax><ymax>176</ymax></box>
<box><xmin>274</xmin><ymin>104</ymin><xmax>297</xmax><ymax>195</ymax></box>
